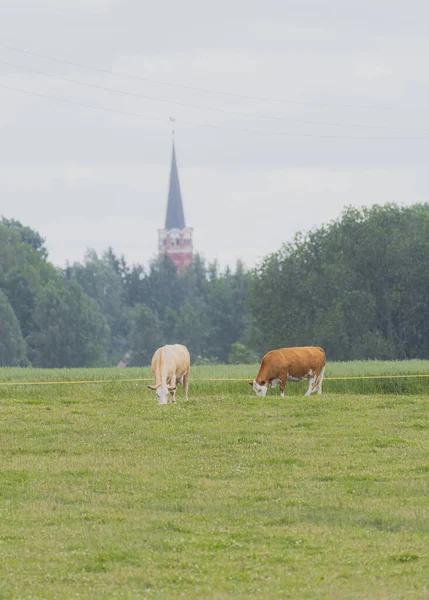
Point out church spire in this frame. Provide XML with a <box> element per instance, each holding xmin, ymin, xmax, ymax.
<box><xmin>165</xmin><ymin>142</ymin><xmax>186</xmax><ymax>229</ymax></box>
<box><xmin>158</xmin><ymin>128</ymin><xmax>193</xmax><ymax>272</ymax></box>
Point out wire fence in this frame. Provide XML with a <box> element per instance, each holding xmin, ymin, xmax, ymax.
<box><xmin>2</xmin><ymin>374</ymin><xmax>429</xmax><ymax>386</ymax></box>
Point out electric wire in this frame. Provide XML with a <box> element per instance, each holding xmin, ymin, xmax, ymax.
<box><xmin>1</xmin><ymin>83</ymin><xmax>428</xmax><ymax>141</ymax></box>
<box><xmin>1</xmin><ymin>41</ymin><xmax>426</xmax><ymax>113</ymax></box>
<box><xmin>1</xmin><ymin>59</ymin><xmax>427</xmax><ymax>133</ymax></box>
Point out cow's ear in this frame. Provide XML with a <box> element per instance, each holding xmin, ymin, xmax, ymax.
<box><xmin>248</xmin><ymin>381</ymin><xmax>253</xmax><ymax>386</ymax></box>
<box><xmin>147</xmin><ymin>385</ymin><xmax>157</xmax><ymax>390</ymax></box>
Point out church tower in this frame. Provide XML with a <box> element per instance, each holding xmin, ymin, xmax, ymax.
<box><xmin>158</xmin><ymin>137</ymin><xmax>193</xmax><ymax>271</ymax></box>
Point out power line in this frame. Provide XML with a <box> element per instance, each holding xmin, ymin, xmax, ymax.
<box><xmin>0</xmin><ymin>60</ymin><xmax>298</xmax><ymax>124</ymax></box>
<box><xmin>0</xmin><ymin>41</ymin><xmax>426</xmax><ymax>113</ymax></box>
<box><xmin>1</xmin><ymin>82</ymin><xmax>428</xmax><ymax>141</ymax></box>
<box><xmin>0</xmin><ymin>82</ymin><xmax>167</xmax><ymax>124</ymax></box>
<box><xmin>1</xmin><ymin>59</ymin><xmax>427</xmax><ymax>134</ymax></box>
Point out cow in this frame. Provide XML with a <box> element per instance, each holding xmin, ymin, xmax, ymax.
<box><xmin>249</xmin><ymin>346</ymin><xmax>326</xmax><ymax>398</ymax></box>
<box><xmin>147</xmin><ymin>344</ymin><xmax>190</xmax><ymax>405</ymax></box>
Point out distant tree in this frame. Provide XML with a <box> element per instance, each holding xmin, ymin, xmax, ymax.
<box><xmin>103</xmin><ymin>246</ymin><xmax>122</xmax><ymax>277</ymax></box>
<box><xmin>172</xmin><ymin>299</ymin><xmax>209</xmax><ymax>360</ymax></box>
<box><xmin>146</xmin><ymin>255</ymin><xmax>184</xmax><ymax>319</ymax></box>
<box><xmin>228</xmin><ymin>342</ymin><xmax>258</xmax><ymax>365</ymax></box>
<box><xmin>28</xmin><ymin>280</ymin><xmax>108</xmax><ymax>367</ymax></box>
<box><xmin>162</xmin><ymin>306</ymin><xmax>179</xmax><ymax>341</ymax></box>
<box><xmin>181</xmin><ymin>253</ymin><xmax>209</xmax><ymax>302</ymax></box>
<box><xmin>0</xmin><ymin>290</ymin><xmax>27</xmax><ymax>366</ymax></box>
<box><xmin>128</xmin><ymin>303</ymin><xmax>163</xmax><ymax>367</ymax></box>
<box><xmin>69</xmin><ymin>249</ymin><xmax>131</xmax><ymax>364</ymax></box>
<box><xmin>206</xmin><ymin>260</ymin><xmax>253</xmax><ymax>361</ymax></box>
<box><xmin>1</xmin><ymin>217</ymin><xmax>48</xmax><ymax>258</ymax></box>
<box><xmin>1</xmin><ymin>267</ymin><xmax>39</xmax><ymax>338</ymax></box>
<box><xmin>122</xmin><ymin>263</ymin><xmax>150</xmax><ymax>307</ymax></box>
<box><xmin>0</xmin><ymin>217</ymin><xmax>260</xmax><ymax>367</ymax></box>
<box><xmin>250</xmin><ymin>203</ymin><xmax>429</xmax><ymax>360</ymax></box>
<box><xmin>0</xmin><ymin>220</ymin><xmax>58</xmax><ymax>339</ymax></box>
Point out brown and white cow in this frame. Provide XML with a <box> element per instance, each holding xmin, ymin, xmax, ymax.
<box><xmin>249</xmin><ymin>346</ymin><xmax>326</xmax><ymax>398</ymax></box>
<box><xmin>147</xmin><ymin>344</ymin><xmax>190</xmax><ymax>405</ymax></box>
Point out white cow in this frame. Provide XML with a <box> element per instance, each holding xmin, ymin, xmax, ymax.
<box><xmin>147</xmin><ymin>344</ymin><xmax>190</xmax><ymax>405</ymax></box>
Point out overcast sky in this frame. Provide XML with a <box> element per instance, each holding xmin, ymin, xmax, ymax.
<box><xmin>1</xmin><ymin>0</ymin><xmax>428</xmax><ymax>270</ymax></box>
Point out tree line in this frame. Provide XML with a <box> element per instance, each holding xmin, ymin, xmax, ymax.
<box><xmin>0</xmin><ymin>217</ymin><xmax>255</xmax><ymax>367</ymax></box>
<box><xmin>1</xmin><ymin>203</ymin><xmax>429</xmax><ymax>367</ymax></box>
<box><xmin>251</xmin><ymin>203</ymin><xmax>429</xmax><ymax>361</ymax></box>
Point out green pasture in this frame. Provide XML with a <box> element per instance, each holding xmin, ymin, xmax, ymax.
<box><xmin>2</xmin><ymin>358</ymin><xmax>429</xmax><ymax>395</ymax></box>
<box><xmin>1</xmin><ymin>362</ymin><xmax>429</xmax><ymax>599</ymax></box>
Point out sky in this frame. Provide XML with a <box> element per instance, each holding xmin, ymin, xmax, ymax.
<box><xmin>1</xmin><ymin>0</ymin><xmax>428</xmax><ymax>270</ymax></box>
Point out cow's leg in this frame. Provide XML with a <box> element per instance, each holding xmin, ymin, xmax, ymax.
<box><xmin>279</xmin><ymin>376</ymin><xmax>287</xmax><ymax>397</ymax></box>
<box><xmin>305</xmin><ymin>371</ymin><xmax>318</xmax><ymax>396</ymax></box>
<box><xmin>169</xmin><ymin>376</ymin><xmax>177</xmax><ymax>403</ymax></box>
<box><xmin>183</xmin><ymin>370</ymin><xmax>189</xmax><ymax>401</ymax></box>
<box><xmin>317</xmin><ymin>366</ymin><xmax>325</xmax><ymax>395</ymax></box>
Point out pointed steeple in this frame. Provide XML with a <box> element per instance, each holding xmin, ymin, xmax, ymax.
<box><xmin>165</xmin><ymin>142</ymin><xmax>186</xmax><ymax>230</ymax></box>
<box><xmin>158</xmin><ymin>132</ymin><xmax>193</xmax><ymax>272</ymax></box>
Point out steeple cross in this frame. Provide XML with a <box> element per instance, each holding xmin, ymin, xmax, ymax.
<box><xmin>169</xmin><ymin>116</ymin><xmax>176</xmax><ymax>138</ymax></box>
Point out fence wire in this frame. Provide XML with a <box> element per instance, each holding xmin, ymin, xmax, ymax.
<box><xmin>2</xmin><ymin>373</ymin><xmax>429</xmax><ymax>386</ymax></box>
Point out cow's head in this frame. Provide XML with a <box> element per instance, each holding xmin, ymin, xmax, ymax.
<box><xmin>147</xmin><ymin>383</ymin><xmax>177</xmax><ymax>405</ymax></box>
<box><xmin>248</xmin><ymin>380</ymin><xmax>268</xmax><ymax>397</ymax></box>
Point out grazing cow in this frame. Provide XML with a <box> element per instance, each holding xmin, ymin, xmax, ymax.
<box><xmin>249</xmin><ymin>346</ymin><xmax>326</xmax><ymax>398</ymax></box>
<box><xmin>147</xmin><ymin>344</ymin><xmax>190</xmax><ymax>405</ymax></box>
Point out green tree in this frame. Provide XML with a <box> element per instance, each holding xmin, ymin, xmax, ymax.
<box><xmin>181</xmin><ymin>253</ymin><xmax>209</xmax><ymax>303</ymax></box>
<box><xmin>0</xmin><ymin>220</ymin><xmax>58</xmax><ymax>339</ymax></box>
<box><xmin>207</xmin><ymin>261</ymin><xmax>254</xmax><ymax>361</ymax></box>
<box><xmin>162</xmin><ymin>307</ymin><xmax>179</xmax><ymax>341</ymax></box>
<box><xmin>28</xmin><ymin>280</ymin><xmax>108</xmax><ymax>367</ymax></box>
<box><xmin>69</xmin><ymin>249</ymin><xmax>131</xmax><ymax>364</ymax></box>
<box><xmin>146</xmin><ymin>255</ymin><xmax>184</xmax><ymax>319</ymax></box>
<box><xmin>0</xmin><ymin>290</ymin><xmax>27</xmax><ymax>366</ymax></box>
<box><xmin>1</xmin><ymin>217</ymin><xmax>48</xmax><ymax>258</ymax></box>
<box><xmin>250</xmin><ymin>204</ymin><xmax>429</xmax><ymax>360</ymax></box>
<box><xmin>173</xmin><ymin>299</ymin><xmax>209</xmax><ymax>360</ymax></box>
<box><xmin>228</xmin><ymin>342</ymin><xmax>258</xmax><ymax>365</ymax></box>
<box><xmin>128</xmin><ymin>304</ymin><xmax>163</xmax><ymax>367</ymax></box>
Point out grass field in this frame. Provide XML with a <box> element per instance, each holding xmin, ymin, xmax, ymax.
<box><xmin>1</xmin><ymin>361</ymin><xmax>429</xmax><ymax>598</ymax></box>
<box><xmin>2</xmin><ymin>358</ymin><xmax>429</xmax><ymax>394</ymax></box>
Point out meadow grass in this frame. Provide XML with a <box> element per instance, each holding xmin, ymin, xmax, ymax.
<box><xmin>2</xmin><ymin>358</ymin><xmax>429</xmax><ymax>396</ymax></box>
<box><xmin>1</xmin><ymin>363</ymin><xmax>429</xmax><ymax>598</ymax></box>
